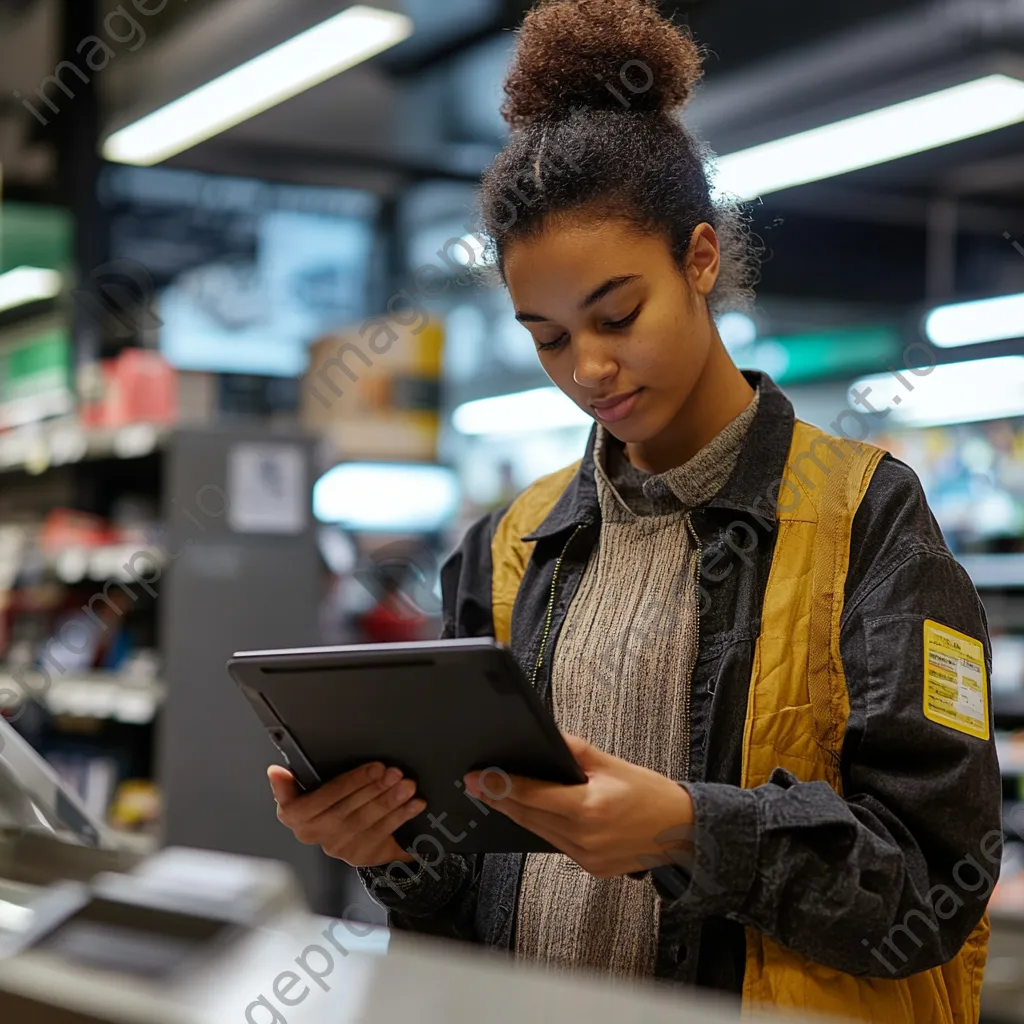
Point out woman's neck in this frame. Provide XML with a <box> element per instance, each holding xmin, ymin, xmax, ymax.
<box><xmin>624</xmin><ymin>343</ymin><xmax>756</xmax><ymax>475</ymax></box>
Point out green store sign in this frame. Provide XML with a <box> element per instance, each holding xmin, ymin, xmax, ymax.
<box><xmin>0</xmin><ymin>325</ymin><xmax>73</xmax><ymax>428</ymax></box>
<box><xmin>735</xmin><ymin>326</ymin><xmax>901</xmax><ymax>384</ymax></box>
<box><xmin>0</xmin><ymin>202</ymin><xmax>72</xmax><ymax>273</ymax></box>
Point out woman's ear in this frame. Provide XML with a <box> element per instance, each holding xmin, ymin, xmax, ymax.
<box><xmin>688</xmin><ymin>222</ymin><xmax>721</xmax><ymax>298</ymax></box>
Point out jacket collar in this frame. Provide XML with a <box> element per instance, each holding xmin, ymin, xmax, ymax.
<box><xmin>521</xmin><ymin>371</ymin><xmax>795</xmax><ymax>542</ymax></box>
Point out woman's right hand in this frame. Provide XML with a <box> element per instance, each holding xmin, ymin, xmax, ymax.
<box><xmin>268</xmin><ymin>762</ymin><xmax>425</xmax><ymax>867</ymax></box>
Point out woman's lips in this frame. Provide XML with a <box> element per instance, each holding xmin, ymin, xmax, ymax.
<box><xmin>591</xmin><ymin>388</ymin><xmax>643</xmax><ymax>423</ymax></box>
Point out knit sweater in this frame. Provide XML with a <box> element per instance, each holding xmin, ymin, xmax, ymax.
<box><xmin>514</xmin><ymin>388</ymin><xmax>760</xmax><ymax>979</ymax></box>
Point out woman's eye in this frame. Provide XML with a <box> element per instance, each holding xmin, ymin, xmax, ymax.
<box><xmin>537</xmin><ymin>335</ymin><xmax>568</xmax><ymax>352</ymax></box>
<box><xmin>535</xmin><ymin>306</ymin><xmax>639</xmax><ymax>352</ymax></box>
<box><xmin>605</xmin><ymin>306</ymin><xmax>641</xmax><ymax>330</ymax></box>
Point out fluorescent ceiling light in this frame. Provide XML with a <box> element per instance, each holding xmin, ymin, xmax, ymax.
<box><xmin>102</xmin><ymin>5</ymin><xmax>413</xmax><ymax>166</ymax></box>
<box><xmin>924</xmin><ymin>292</ymin><xmax>1024</xmax><ymax>348</ymax></box>
<box><xmin>0</xmin><ymin>266</ymin><xmax>62</xmax><ymax>313</ymax></box>
<box><xmin>313</xmin><ymin>462</ymin><xmax>459</xmax><ymax>533</ymax></box>
<box><xmin>849</xmin><ymin>355</ymin><xmax>1024</xmax><ymax>428</ymax></box>
<box><xmin>714</xmin><ymin>74</ymin><xmax>1024</xmax><ymax>201</ymax></box>
<box><xmin>452</xmin><ymin>387</ymin><xmax>593</xmax><ymax>436</ymax></box>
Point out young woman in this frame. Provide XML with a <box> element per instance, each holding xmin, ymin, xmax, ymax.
<box><xmin>269</xmin><ymin>1</ymin><xmax>1002</xmax><ymax>1019</ymax></box>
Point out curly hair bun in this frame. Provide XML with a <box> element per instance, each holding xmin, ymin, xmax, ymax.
<box><xmin>500</xmin><ymin>0</ymin><xmax>703</xmax><ymax>129</ymax></box>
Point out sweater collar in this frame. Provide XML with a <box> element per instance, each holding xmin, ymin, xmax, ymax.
<box><xmin>521</xmin><ymin>371</ymin><xmax>796</xmax><ymax>542</ymax></box>
<box><xmin>594</xmin><ymin>388</ymin><xmax>760</xmax><ymax>521</ymax></box>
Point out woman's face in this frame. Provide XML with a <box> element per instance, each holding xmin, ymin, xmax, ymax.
<box><xmin>504</xmin><ymin>215</ymin><xmax>721</xmax><ymax>444</ymax></box>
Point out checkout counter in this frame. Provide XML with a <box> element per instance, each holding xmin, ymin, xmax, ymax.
<box><xmin>1</xmin><ymin>715</ymin><xmax>1021</xmax><ymax>1024</ymax></box>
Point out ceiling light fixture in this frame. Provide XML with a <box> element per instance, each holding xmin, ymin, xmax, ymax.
<box><xmin>102</xmin><ymin>6</ymin><xmax>413</xmax><ymax>166</ymax></box>
<box><xmin>0</xmin><ymin>266</ymin><xmax>63</xmax><ymax>313</ymax></box>
<box><xmin>848</xmin><ymin>355</ymin><xmax>1024</xmax><ymax>428</ymax></box>
<box><xmin>312</xmin><ymin>462</ymin><xmax>460</xmax><ymax>532</ymax></box>
<box><xmin>714</xmin><ymin>74</ymin><xmax>1024</xmax><ymax>201</ymax></box>
<box><xmin>452</xmin><ymin>387</ymin><xmax>593</xmax><ymax>437</ymax></box>
<box><xmin>924</xmin><ymin>291</ymin><xmax>1024</xmax><ymax>348</ymax></box>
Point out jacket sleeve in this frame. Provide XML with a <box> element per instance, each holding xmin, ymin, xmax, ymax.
<box><xmin>357</xmin><ymin>505</ymin><xmax>508</xmax><ymax>941</ymax></box>
<box><xmin>659</xmin><ymin>455</ymin><xmax>1003</xmax><ymax>977</ymax></box>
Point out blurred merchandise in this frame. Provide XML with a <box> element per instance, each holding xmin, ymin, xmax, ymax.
<box><xmin>38</xmin><ymin>509</ymin><xmax>113</xmax><ymax>552</ymax></box>
<box><xmin>108</xmin><ymin>778</ymin><xmax>162</xmax><ymax>832</ymax></box>
<box><xmin>46</xmin><ymin>750</ymin><xmax>119</xmax><ymax>821</ymax></box>
<box><xmin>994</xmin><ymin>636</ymin><xmax>1024</xmax><ymax>694</ymax></box>
<box><xmin>175</xmin><ymin>370</ymin><xmax>218</xmax><ymax>426</ymax></box>
<box><xmin>992</xmin><ymin>842</ymin><xmax>1024</xmax><ymax>915</ymax></box>
<box><xmin>873</xmin><ymin>417</ymin><xmax>1024</xmax><ymax>554</ymax></box>
<box><xmin>303</xmin><ymin>317</ymin><xmax>445</xmax><ymax>461</ymax></box>
<box><xmin>0</xmin><ymin>322</ymin><xmax>73</xmax><ymax>429</ymax></box>
<box><xmin>358</xmin><ymin>594</ymin><xmax>434</xmax><ymax>644</ymax></box>
<box><xmin>996</xmin><ymin>731</ymin><xmax>1024</xmax><ymax>772</ymax></box>
<box><xmin>78</xmin><ymin>349</ymin><xmax>178</xmax><ymax>430</ymax></box>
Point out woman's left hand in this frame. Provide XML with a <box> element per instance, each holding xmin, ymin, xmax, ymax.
<box><xmin>463</xmin><ymin>732</ymin><xmax>695</xmax><ymax>878</ymax></box>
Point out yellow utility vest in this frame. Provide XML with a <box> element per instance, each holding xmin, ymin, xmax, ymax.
<box><xmin>489</xmin><ymin>419</ymin><xmax>989</xmax><ymax>1023</ymax></box>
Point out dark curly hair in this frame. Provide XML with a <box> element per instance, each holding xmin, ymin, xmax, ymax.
<box><xmin>475</xmin><ymin>0</ymin><xmax>760</xmax><ymax>314</ymax></box>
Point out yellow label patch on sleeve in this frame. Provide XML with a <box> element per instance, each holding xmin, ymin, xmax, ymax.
<box><xmin>922</xmin><ymin>619</ymin><xmax>989</xmax><ymax>741</ymax></box>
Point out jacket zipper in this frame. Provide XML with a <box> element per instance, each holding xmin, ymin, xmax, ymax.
<box><xmin>529</xmin><ymin>523</ymin><xmax>586</xmax><ymax>691</ymax></box>
<box><xmin>512</xmin><ymin>521</ymin><xmax>585</xmax><ymax>953</ymax></box>
<box><xmin>682</xmin><ymin>511</ymin><xmax>703</xmax><ymax>785</ymax></box>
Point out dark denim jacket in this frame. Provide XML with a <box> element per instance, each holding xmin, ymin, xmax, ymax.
<box><xmin>359</xmin><ymin>372</ymin><xmax>1002</xmax><ymax>995</ymax></box>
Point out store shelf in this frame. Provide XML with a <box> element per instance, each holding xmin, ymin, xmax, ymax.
<box><xmin>959</xmin><ymin>553</ymin><xmax>1024</xmax><ymax>590</ymax></box>
<box><xmin>0</xmin><ymin>671</ymin><xmax>164</xmax><ymax>724</ymax></box>
<box><xmin>42</xmin><ymin>543</ymin><xmax>167</xmax><ymax>585</ymax></box>
<box><xmin>108</xmin><ymin>829</ymin><xmax>159</xmax><ymax>855</ymax></box>
<box><xmin>0</xmin><ymin>420</ymin><xmax>170</xmax><ymax>475</ymax></box>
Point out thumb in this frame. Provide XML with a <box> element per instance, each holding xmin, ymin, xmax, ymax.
<box><xmin>267</xmin><ymin>764</ymin><xmax>300</xmax><ymax>805</ymax></box>
<box><xmin>561</xmin><ymin>731</ymin><xmax>602</xmax><ymax>765</ymax></box>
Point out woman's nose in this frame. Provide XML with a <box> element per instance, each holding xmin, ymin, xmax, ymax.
<box><xmin>571</xmin><ymin>341</ymin><xmax>616</xmax><ymax>388</ymax></box>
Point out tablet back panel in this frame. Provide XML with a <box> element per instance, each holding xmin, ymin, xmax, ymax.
<box><xmin>228</xmin><ymin>640</ymin><xmax>586</xmax><ymax>854</ymax></box>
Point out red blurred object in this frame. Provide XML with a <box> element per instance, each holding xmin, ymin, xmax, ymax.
<box><xmin>38</xmin><ymin>509</ymin><xmax>115</xmax><ymax>552</ymax></box>
<box><xmin>80</xmin><ymin>349</ymin><xmax>178</xmax><ymax>429</ymax></box>
<box><xmin>358</xmin><ymin>596</ymin><xmax>432</xmax><ymax>643</ymax></box>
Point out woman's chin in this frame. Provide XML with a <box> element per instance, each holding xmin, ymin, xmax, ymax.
<box><xmin>596</xmin><ymin>416</ymin><xmax>657</xmax><ymax>445</ymax></box>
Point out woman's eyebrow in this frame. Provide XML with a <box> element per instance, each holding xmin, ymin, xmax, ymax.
<box><xmin>514</xmin><ymin>274</ymin><xmax>643</xmax><ymax>323</ymax></box>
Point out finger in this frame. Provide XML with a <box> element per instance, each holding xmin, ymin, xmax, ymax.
<box><xmin>465</xmin><ymin>770</ymin><xmax>584</xmax><ymax>818</ymax></box>
<box><xmin>286</xmin><ymin>762</ymin><xmax>392</xmax><ymax>820</ymax></box>
<box><xmin>480</xmin><ymin>795</ymin><xmax>589</xmax><ymax>860</ymax></box>
<box><xmin>463</xmin><ymin>770</ymin><xmax>540</xmax><ymax>804</ymax></box>
<box><xmin>560</xmin><ymin>731</ymin><xmax>598</xmax><ymax>763</ymax></box>
<box><xmin>374</xmin><ymin>796</ymin><xmax>427</xmax><ymax>839</ymax></box>
<box><xmin>474</xmin><ymin>787</ymin><xmax>586</xmax><ymax>843</ymax></box>
<box><xmin>268</xmin><ymin>765</ymin><xmax>300</xmax><ymax>805</ymax></box>
<box><xmin>317</xmin><ymin>777</ymin><xmax>419</xmax><ymax>835</ymax></box>
<box><xmin>351</xmin><ymin>798</ymin><xmax>427</xmax><ymax>861</ymax></box>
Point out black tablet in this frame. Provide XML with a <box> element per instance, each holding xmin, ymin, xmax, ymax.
<box><xmin>227</xmin><ymin>638</ymin><xmax>587</xmax><ymax>854</ymax></box>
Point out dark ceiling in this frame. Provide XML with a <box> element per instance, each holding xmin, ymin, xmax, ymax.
<box><xmin>1</xmin><ymin>0</ymin><xmax>1023</xmax><ymax>320</ymax></box>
